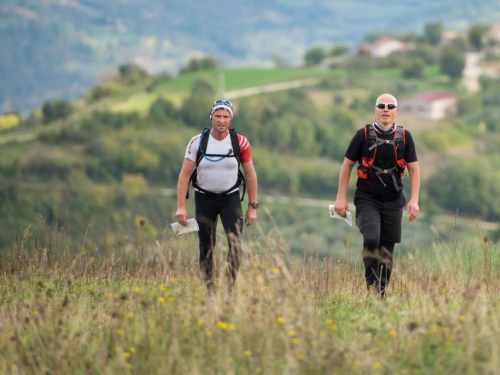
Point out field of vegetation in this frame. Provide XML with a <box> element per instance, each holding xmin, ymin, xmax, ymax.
<box><xmin>2</xmin><ymin>23</ymin><xmax>500</xmax><ymax>374</ymax></box>
<box><xmin>1</xmin><ymin>226</ymin><xmax>500</xmax><ymax>374</ymax></box>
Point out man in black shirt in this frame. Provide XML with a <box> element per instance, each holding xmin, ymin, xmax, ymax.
<box><xmin>334</xmin><ymin>93</ymin><xmax>420</xmax><ymax>297</ymax></box>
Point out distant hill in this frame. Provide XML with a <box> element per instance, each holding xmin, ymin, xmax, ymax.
<box><xmin>1</xmin><ymin>0</ymin><xmax>500</xmax><ymax>113</ymax></box>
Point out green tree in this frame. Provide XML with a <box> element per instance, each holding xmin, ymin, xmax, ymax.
<box><xmin>401</xmin><ymin>58</ymin><xmax>424</xmax><ymax>79</ymax></box>
<box><xmin>423</xmin><ymin>21</ymin><xmax>443</xmax><ymax>46</ymax></box>
<box><xmin>149</xmin><ymin>97</ymin><xmax>178</xmax><ymax>122</ymax></box>
<box><xmin>330</xmin><ymin>44</ymin><xmax>349</xmax><ymax>56</ymax></box>
<box><xmin>42</xmin><ymin>100</ymin><xmax>74</xmax><ymax>123</ymax></box>
<box><xmin>304</xmin><ymin>46</ymin><xmax>326</xmax><ymax>66</ymax></box>
<box><xmin>439</xmin><ymin>44</ymin><xmax>466</xmax><ymax>79</ymax></box>
<box><xmin>180</xmin><ymin>77</ymin><xmax>216</xmax><ymax>127</ymax></box>
<box><xmin>180</xmin><ymin>57</ymin><xmax>217</xmax><ymax>74</ymax></box>
<box><xmin>118</xmin><ymin>63</ymin><xmax>149</xmax><ymax>84</ymax></box>
<box><xmin>468</xmin><ymin>23</ymin><xmax>490</xmax><ymax>51</ymax></box>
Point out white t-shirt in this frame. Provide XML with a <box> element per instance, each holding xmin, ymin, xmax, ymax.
<box><xmin>185</xmin><ymin>132</ymin><xmax>252</xmax><ymax>194</ymax></box>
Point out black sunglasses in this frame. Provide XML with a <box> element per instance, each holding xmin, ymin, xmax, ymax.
<box><xmin>376</xmin><ymin>103</ymin><xmax>397</xmax><ymax>110</ymax></box>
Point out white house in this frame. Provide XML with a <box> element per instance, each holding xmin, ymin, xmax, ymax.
<box><xmin>481</xmin><ymin>24</ymin><xmax>500</xmax><ymax>52</ymax></box>
<box><xmin>399</xmin><ymin>92</ymin><xmax>457</xmax><ymax>121</ymax></box>
<box><xmin>357</xmin><ymin>37</ymin><xmax>414</xmax><ymax>58</ymax></box>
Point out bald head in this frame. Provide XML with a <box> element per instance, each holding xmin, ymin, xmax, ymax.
<box><xmin>375</xmin><ymin>93</ymin><xmax>398</xmax><ymax>106</ymax></box>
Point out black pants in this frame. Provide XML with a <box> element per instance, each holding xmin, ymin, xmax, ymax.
<box><xmin>355</xmin><ymin>195</ymin><xmax>403</xmax><ymax>295</ymax></box>
<box><xmin>195</xmin><ymin>191</ymin><xmax>243</xmax><ymax>290</ymax></box>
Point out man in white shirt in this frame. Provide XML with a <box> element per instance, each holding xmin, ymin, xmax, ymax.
<box><xmin>175</xmin><ymin>99</ymin><xmax>258</xmax><ymax>295</ymax></box>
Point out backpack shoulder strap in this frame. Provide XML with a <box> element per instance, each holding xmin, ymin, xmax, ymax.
<box><xmin>395</xmin><ymin>126</ymin><xmax>405</xmax><ymax>159</ymax></box>
<box><xmin>196</xmin><ymin>128</ymin><xmax>210</xmax><ymax>166</ymax></box>
<box><xmin>229</xmin><ymin>128</ymin><xmax>241</xmax><ymax>161</ymax></box>
<box><xmin>363</xmin><ymin>124</ymin><xmax>372</xmax><ymax>141</ymax></box>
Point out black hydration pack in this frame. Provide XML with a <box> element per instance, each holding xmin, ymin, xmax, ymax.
<box><xmin>187</xmin><ymin>128</ymin><xmax>246</xmax><ymax>201</ymax></box>
<box><xmin>356</xmin><ymin>124</ymin><xmax>407</xmax><ymax>192</ymax></box>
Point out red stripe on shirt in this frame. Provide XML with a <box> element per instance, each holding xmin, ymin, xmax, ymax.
<box><xmin>237</xmin><ymin>134</ymin><xmax>252</xmax><ymax>163</ymax></box>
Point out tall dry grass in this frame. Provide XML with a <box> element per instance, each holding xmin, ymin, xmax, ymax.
<box><xmin>1</xmin><ymin>224</ymin><xmax>500</xmax><ymax>374</ymax></box>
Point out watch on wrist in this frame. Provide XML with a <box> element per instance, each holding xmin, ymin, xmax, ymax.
<box><xmin>248</xmin><ymin>202</ymin><xmax>259</xmax><ymax>209</ymax></box>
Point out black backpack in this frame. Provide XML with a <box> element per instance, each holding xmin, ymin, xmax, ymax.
<box><xmin>356</xmin><ymin>124</ymin><xmax>407</xmax><ymax>191</ymax></box>
<box><xmin>187</xmin><ymin>128</ymin><xmax>246</xmax><ymax>201</ymax></box>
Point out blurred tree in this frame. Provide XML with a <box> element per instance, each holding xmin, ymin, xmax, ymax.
<box><xmin>468</xmin><ymin>23</ymin><xmax>490</xmax><ymax>51</ymax></box>
<box><xmin>42</xmin><ymin>99</ymin><xmax>74</xmax><ymax>123</ymax></box>
<box><xmin>304</xmin><ymin>46</ymin><xmax>326</xmax><ymax>66</ymax></box>
<box><xmin>146</xmin><ymin>73</ymin><xmax>172</xmax><ymax>92</ymax></box>
<box><xmin>330</xmin><ymin>44</ymin><xmax>350</xmax><ymax>56</ymax></box>
<box><xmin>179</xmin><ymin>77</ymin><xmax>216</xmax><ymax>127</ymax></box>
<box><xmin>423</xmin><ymin>21</ymin><xmax>443</xmax><ymax>46</ymax></box>
<box><xmin>118</xmin><ymin>63</ymin><xmax>149</xmax><ymax>84</ymax></box>
<box><xmin>0</xmin><ymin>112</ymin><xmax>20</xmax><ymax>130</ymax></box>
<box><xmin>86</xmin><ymin>81</ymin><xmax>124</xmax><ymax>102</ymax></box>
<box><xmin>149</xmin><ymin>97</ymin><xmax>178</xmax><ymax>123</ymax></box>
<box><xmin>180</xmin><ymin>57</ymin><xmax>217</xmax><ymax>74</ymax></box>
<box><xmin>401</xmin><ymin>58</ymin><xmax>424</xmax><ymax>78</ymax></box>
<box><xmin>439</xmin><ymin>44</ymin><xmax>466</xmax><ymax>79</ymax></box>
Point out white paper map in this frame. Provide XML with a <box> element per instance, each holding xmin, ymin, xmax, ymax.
<box><xmin>170</xmin><ymin>218</ymin><xmax>199</xmax><ymax>236</ymax></box>
<box><xmin>328</xmin><ymin>205</ymin><xmax>353</xmax><ymax>226</ymax></box>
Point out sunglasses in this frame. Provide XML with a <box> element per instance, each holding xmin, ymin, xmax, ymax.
<box><xmin>376</xmin><ymin>103</ymin><xmax>397</xmax><ymax>110</ymax></box>
<box><xmin>214</xmin><ymin>99</ymin><xmax>232</xmax><ymax>106</ymax></box>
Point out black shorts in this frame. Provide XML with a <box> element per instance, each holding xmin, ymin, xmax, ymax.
<box><xmin>354</xmin><ymin>194</ymin><xmax>405</xmax><ymax>243</ymax></box>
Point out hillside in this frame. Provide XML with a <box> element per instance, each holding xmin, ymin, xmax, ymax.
<box><xmin>2</xmin><ymin>0</ymin><xmax>500</xmax><ymax>112</ymax></box>
<box><xmin>2</xmin><ymin>45</ymin><xmax>500</xmax><ymax>254</ymax></box>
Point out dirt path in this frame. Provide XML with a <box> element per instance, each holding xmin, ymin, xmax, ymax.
<box><xmin>224</xmin><ymin>78</ymin><xmax>321</xmax><ymax>99</ymax></box>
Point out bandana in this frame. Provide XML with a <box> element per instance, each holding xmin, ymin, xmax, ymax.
<box><xmin>210</xmin><ymin>105</ymin><xmax>233</xmax><ymax>120</ymax></box>
<box><xmin>373</xmin><ymin>119</ymin><xmax>396</xmax><ymax>135</ymax></box>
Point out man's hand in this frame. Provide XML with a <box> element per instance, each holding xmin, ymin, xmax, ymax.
<box><xmin>334</xmin><ymin>198</ymin><xmax>349</xmax><ymax>218</ymax></box>
<box><xmin>245</xmin><ymin>207</ymin><xmax>257</xmax><ymax>226</ymax></box>
<box><xmin>406</xmin><ymin>199</ymin><xmax>419</xmax><ymax>222</ymax></box>
<box><xmin>175</xmin><ymin>207</ymin><xmax>188</xmax><ymax>226</ymax></box>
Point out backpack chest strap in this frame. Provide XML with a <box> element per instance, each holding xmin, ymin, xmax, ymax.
<box><xmin>368</xmin><ymin>138</ymin><xmax>396</xmax><ymax>151</ymax></box>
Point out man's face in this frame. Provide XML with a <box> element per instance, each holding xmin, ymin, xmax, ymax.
<box><xmin>211</xmin><ymin>110</ymin><xmax>232</xmax><ymax>133</ymax></box>
<box><xmin>374</xmin><ymin>96</ymin><xmax>398</xmax><ymax>126</ymax></box>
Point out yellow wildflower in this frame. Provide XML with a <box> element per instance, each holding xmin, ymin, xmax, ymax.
<box><xmin>277</xmin><ymin>317</ymin><xmax>285</xmax><ymax>324</ymax></box>
<box><xmin>271</xmin><ymin>268</ymin><xmax>281</xmax><ymax>275</ymax></box>
<box><xmin>373</xmin><ymin>361</ymin><xmax>381</xmax><ymax>369</ymax></box>
<box><xmin>390</xmin><ymin>330</ymin><xmax>397</xmax><ymax>337</ymax></box>
<box><xmin>158</xmin><ymin>297</ymin><xmax>165</xmax><ymax>303</ymax></box>
<box><xmin>244</xmin><ymin>350</ymin><xmax>251</xmax><ymax>357</ymax></box>
<box><xmin>217</xmin><ymin>321</ymin><xmax>228</xmax><ymax>330</ymax></box>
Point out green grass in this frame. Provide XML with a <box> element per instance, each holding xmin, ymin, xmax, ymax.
<box><xmin>154</xmin><ymin>68</ymin><xmax>345</xmax><ymax>93</ymax></box>
<box><xmin>1</xmin><ymin>226</ymin><xmax>500</xmax><ymax>374</ymax></box>
<box><xmin>110</xmin><ymin>92</ymin><xmax>159</xmax><ymax>113</ymax></box>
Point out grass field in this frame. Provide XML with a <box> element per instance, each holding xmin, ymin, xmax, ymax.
<box><xmin>1</xmin><ymin>226</ymin><xmax>500</xmax><ymax>374</ymax></box>
<box><xmin>154</xmin><ymin>68</ymin><xmax>344</xmax><ymax>93</ymax></box>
